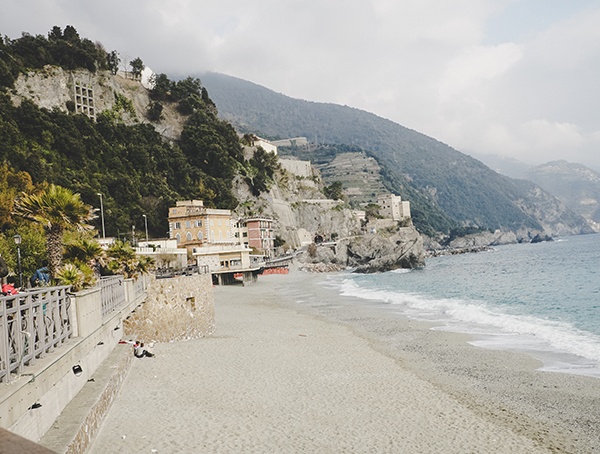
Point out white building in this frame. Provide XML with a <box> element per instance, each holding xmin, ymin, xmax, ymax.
<box><xmin>377</xmin><ymin>194</ymin><xmax>411</xmax><ymax>220</ymax></box>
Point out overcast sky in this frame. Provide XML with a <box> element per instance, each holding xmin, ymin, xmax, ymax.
<box><xmin>2</xmin><ymin>0</ymin><xmax>600</xmax><ymax>171</ymax></box>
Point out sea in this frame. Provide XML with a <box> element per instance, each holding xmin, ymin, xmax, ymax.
<box><xmin>325</xmin><ymin>233</ymin><xmax>600</xmax><ymax>378</ymax></box>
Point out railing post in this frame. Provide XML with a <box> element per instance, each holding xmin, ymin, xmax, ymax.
<box><xmin>14</xmin><ymin>298</ymin><xmax>23</xmax><ymax>378</ymax></box>
<box><xmin>0</xmin><ymin>298</ymin><xmax>10</xmax><ymax>383</ymax></box>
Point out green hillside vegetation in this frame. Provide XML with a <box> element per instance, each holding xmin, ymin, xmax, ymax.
<box><xmin>0</xmin><ymin>27</ymin><xmax>279</xmax><ymax>243</ymax></box>
<box><xmin>201</xmin><ymin>73</ymin><xmax>590</xmax><ymax>238</ymax></box>
<box><xmin>0</xmin><ymin>25</ymin><xmax>111</xmax><ymax>84</ymax></box>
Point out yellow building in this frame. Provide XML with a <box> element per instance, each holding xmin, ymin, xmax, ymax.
<box><xmin>168</xmin><ymin>200</ymin><xmax>235</xmax><ymax>254</ymax></box>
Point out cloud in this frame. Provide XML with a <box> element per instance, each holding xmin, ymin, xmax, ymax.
<box><xmin>1</xmin><ymin>0</ymin><xmax>599</xmax><ymax>170</ymax></box>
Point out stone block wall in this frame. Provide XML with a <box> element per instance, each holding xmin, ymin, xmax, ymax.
<box><xmin>124</xmin><ymin>274</ymin><xmax>214</xmax><ymax>343</ymax></box>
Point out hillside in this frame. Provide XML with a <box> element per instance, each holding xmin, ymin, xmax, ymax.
<box><xmin>200</xmin><ymin>72</ymin><xmax>593</xmax><ymax>238</ymax></box>
<box><xmin>2</xmin><ymin>26</ymin><xmax>392</xmax><ymax>260</ymax></box>
<box><xmin>0</xmin><ymin>28</ymin><xmax>265</xmax><ymax>239</ymax></box>
<box><xmin>526</xmin><ymin>161</ymin><xmax>600</xmax><ymax>229</ymax></box>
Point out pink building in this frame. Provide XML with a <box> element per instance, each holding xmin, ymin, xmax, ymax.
<box><xmin>236</xmin><ymin>218</ymin><xmax>275</xmax><ymax>257</ymax></box>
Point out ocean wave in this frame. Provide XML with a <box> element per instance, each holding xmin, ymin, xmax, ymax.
<box><xmin>335</xmin><ymin>278</ymin><xmax>600</xmax><ymax>364</ymax></box>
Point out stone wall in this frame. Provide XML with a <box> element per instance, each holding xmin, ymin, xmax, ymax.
<box><xmin>124</xmin><ymin>274</ymin><xmax>214</xmax><ymax>343</ymax></box>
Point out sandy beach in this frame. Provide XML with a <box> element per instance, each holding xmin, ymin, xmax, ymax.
<box><xmin>89</xmin><ymin>269</ymin><xmax>600</xmax><ymax>453</ymax></box>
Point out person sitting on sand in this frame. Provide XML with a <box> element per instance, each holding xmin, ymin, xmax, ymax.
<box><xmin>134</xmin><ymin>341</ymin><xmax>154</xmax><ymax>358</ymax></box>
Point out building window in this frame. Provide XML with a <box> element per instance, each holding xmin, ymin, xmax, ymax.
<box><xmin>196</xmin><ymin>220</ymin><xmax>202</xmax><ymax>227</ymax></box>
<box><xmin>186</xmin><ymin>220</ymin><xmax>191</xmax><ymax>228</ymax></box>
<box><xmin>186</xmin><ymin>232</ymin><xmax>192</xmax><ymax>241</ymax></box>
<box><xmin>197</xmin><ymin>231</ymin><xmax>203</xmax><ymax>240</ymax></box>
<box><xmin>175</xmin><ymin>233</ymin><xmax>181</xmax><ymax>244</ymax></box>
<box><xmin>175</xmin><ymin>222</ymin><xmax>181</xmax><ymax>229</ymax></box>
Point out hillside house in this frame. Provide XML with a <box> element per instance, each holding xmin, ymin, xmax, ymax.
<box><xmin>377</xmin><ymin>194</ymin><xmax>411</xmax><ymax>220</ymax></box>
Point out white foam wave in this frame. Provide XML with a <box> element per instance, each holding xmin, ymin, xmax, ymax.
<box><xmin>337</xmin><ymin>278</ymin><xmax>600</xmax><ymax>363</ymax></box>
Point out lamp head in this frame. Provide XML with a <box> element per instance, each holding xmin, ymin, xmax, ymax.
<box><xmin>13</xmin><ymin>234</ymin><xmax>22</xmax><ymax>245</ymax></box>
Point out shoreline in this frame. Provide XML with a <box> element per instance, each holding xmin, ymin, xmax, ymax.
<box><xmin>276</xmin><ymin>269</ymin><xmax>600</xmax><ymax>452</ymax></box>
<box><xmin>89</xmin><ymin>269</ymin><xmax>600</xmax><ymax>453</ymax></box>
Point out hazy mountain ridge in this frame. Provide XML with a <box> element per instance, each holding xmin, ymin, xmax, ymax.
<box><xmin>526</xmin><ymin>160</ymin><xmax>600</xmax><ymax>228</ymax></box>
<box><xmin>200</xmin><ymin>72</ymin><xmax>593</xmax><ymax>237</ymax></box>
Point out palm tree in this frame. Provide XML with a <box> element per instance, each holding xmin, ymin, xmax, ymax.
<box><xmin>14</xmin><ymin>184</ymin><xmax>96</xmax><ymax>277</ymax></box>
<box><xmin>64</xmin><ymin>237</ymin><xmax>105</xmax><ymax>265</ymax></box>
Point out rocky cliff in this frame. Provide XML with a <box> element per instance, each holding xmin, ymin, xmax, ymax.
<box><xmin>230</xmin><ymin>150</ymin><xmax>426</xmax><ymax>271</ymax></box>
<box><xmin>11</xmin><ymin>66</ymin><xmax>187</xmax><ymax>140</ymax></box>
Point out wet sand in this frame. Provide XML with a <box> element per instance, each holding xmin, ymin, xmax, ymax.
<box><xmin>89</xmin><ymin>269</ymin><xmax>600</xmax><ymax>453</ymax></box>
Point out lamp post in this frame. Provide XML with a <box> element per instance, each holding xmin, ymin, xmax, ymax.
<box><xmin>13</xmin><ymin>234</ymin><xmax>22</xmax><ymax>288</ymax></box>
<box><xmin>142</xmin><ymin>214</ymin><xmax>149</xmax><ymax>246</ymax></box>
<box><xmin>132</xmin><ymin>225</ymin><xmax>136</xmax><ymax>246</ymax></box>
<box><xmin>97</xmin><ymin>193</ymin><xmax>106</xmax><ymax>239</ymax></box>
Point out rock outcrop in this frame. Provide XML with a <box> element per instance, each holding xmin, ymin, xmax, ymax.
<box><xmin>342</xmin><ymin>226</ymin><xmax>425</xmax><ymax>273</ymax></box>
<box><xmin>297</xmin><ymin>224</ymin><xmax>425</xmax><ymax>273</ymax></box>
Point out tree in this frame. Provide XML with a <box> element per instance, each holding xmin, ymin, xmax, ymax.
<box><xmin>107</xmin><ymin>50</ymin><xmax>120</xmax><ymax>75</ymax></box>
<box><xmin>324</xmin><ymin>181</ymin><xmax>344</xmax><ymax>201</ymax></box>
<box><xmin>245</xmin><ymin>147</ymin><xmax>280</xmax><ymax>196</ymax></box>
<box><xmin>63</xmin><ymin>25</ymin><xmax>81</xmax><ymax>43</ymax></box>
<box><xmin>47</xmin><ymin>26</ymin><xmax>63</xmax><ymax>41</ymax></box>
<box><xmin>149</xmin><ymin>73</ymin><xmax>173</xmax><ymax>101</ymax></box>
<box><xmin>365</xmin><ymin>203</ymin><xmax>381</xmax><ymax>220</ymax></box>
<box><xmin>13</xmin><ymin>184</ymin><xmax>96</xmax><ymax>276</ymax></box>
<box><xmin>105</xmin><ymin>240</ymin><xmax>153</xmax><ymax>278</ymax></box>
<box><xmin>0</xmin><ymin>162</ymin><xmax>34</xmax><ymax>230</ymax></box>
<box><xmin>147</xmin><ymin>101</ymin><xmax>163</xmax><ymax>121</ymax></box>
<box><xmin>129</xmin><ymin>57</ymin><xmax>144</xmax><ymax>80</ymax></box>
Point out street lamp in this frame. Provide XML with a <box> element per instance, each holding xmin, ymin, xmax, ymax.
<box><xmin>132</xmin><ymin>225</ymin><xmax>136</xmax><ymax>246</ymax></box>
<box><xmin>13</xmin><ymin>234</ymin><xmax>22</xmax><ymax>288</ymax></box>
<box><xmin>97</xmin><ymin>193</ymin><xmax>106</xmax><ymax>239</ymax></box>
<box><xmin>142</xmin><ymin>214</ymin><xmax>149</xmax><ymax>246</ymax></box>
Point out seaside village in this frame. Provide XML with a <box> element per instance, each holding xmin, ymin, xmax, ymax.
<box><xmin>0</xmin><ymin>136</ymin><xmax>413</xmax><ymax>452</ymax></box>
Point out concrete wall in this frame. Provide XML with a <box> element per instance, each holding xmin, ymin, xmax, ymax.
<box><xmin>1</xmin><ymin>280</ymin><xmax>145</xmax><ymax>442</ymax></box>
<box><xmin>280</xmin><ymin>159</ymin><xmax>314</xmax><ymax>179</ymax></box>
<box><xmin>63</xmin><ymin>349</ymin><xmax>132</xmax><ymax>454</ymax></box>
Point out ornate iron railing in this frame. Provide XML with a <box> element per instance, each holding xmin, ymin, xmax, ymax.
<box><xmin>0</xmin><ymin>286</ymin><xmax>72</xmax><ymax>383</ymax></box>
<box><xmin>99</xmin><ymin>276</ymin><xmax>126</xmax><ymax>319</ymax></box>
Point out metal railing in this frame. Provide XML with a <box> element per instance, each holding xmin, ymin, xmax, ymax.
<box><xmin>0</xmin><ymin>286</ymin><xmax>72</xmax><ymax>383</ymax></box>
<box><xmin>0</xmin><ymin>275</ymin><xmax>150</xmax><ymax>384</ymax></box>
<box><xmin>99</xmin><ymin>276</ymin><xmax>126</xmax><ymax>319</ymax></box>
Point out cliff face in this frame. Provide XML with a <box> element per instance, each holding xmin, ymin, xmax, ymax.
<box><xmin>231</xmin><ymin>151</ymin><xmax>426</xmax><ymax>271</ymax></box>
<box><xmin>11</xmin><ymin>66</ymin><xmax>187</xmax><ymax>140</ymax></box>
<box><xmin>231</xmin><ymin>159</ymin><xmax>364</xmax><ymax>250</ymax></box>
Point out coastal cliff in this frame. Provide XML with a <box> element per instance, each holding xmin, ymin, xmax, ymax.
<box><xmin>230</xmin><ymin>154</ymin><xmax>426</xmax><ymax>272</ymax></box>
